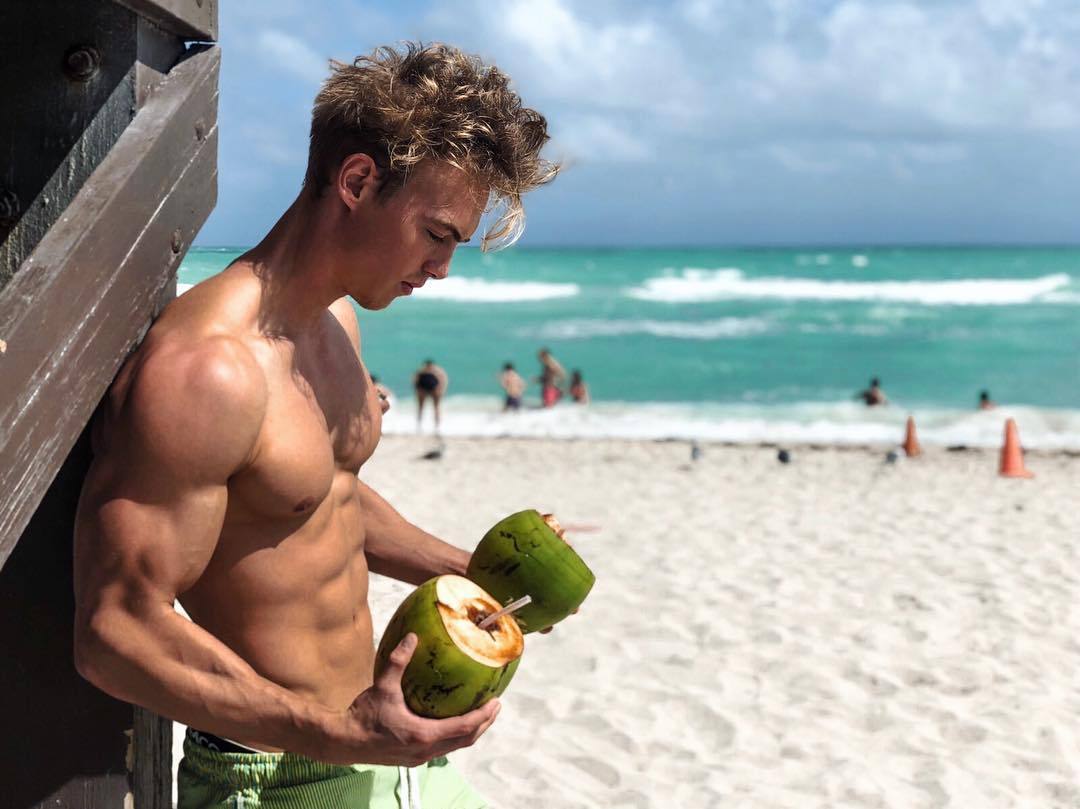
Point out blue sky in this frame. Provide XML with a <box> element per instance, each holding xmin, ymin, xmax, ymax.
<box><xmin>196</xmin><ymin>0</ymin><xmax>1080</xmax><ymax>247</ymax></box>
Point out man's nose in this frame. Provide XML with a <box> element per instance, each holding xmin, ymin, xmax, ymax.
<box><xmin>427</xmin><ymin>254</ymin><xmax>452</xmax><ymax>280</ymax></box>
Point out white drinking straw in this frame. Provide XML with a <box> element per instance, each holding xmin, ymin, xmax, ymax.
<box><xmin>477</xmin><ymin>595</ymin><xmax>532</xmax><ymax>630</ymax></box>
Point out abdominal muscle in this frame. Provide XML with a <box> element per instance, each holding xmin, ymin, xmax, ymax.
<box><xmin>178</xmin><ymin>470</ymin><xmax>374</xmax><ymax>752</ymax></box>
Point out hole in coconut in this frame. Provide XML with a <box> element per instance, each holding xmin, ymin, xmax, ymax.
<box><xmin>465</xmin><ymin>601</ymin><xmax>500</xmax><ymax>631</ymax></box>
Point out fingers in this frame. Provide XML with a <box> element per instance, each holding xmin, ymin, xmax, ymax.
<box><xmin>419</xmin><ymin>698</ymin><xmax>500</xmax><ymax>742</ymax></box>
<box><xmin>428</xmin><ymin>700</ymin><xmax>502</xmax><ymax>757</ymax></box>
<box><xmin>377</xmin><ymin>633</ymin><xmax>417</xmax><ymax>689</ymax></box>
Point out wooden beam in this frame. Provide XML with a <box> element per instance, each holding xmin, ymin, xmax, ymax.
<box><xmin>0</xmin><ymin>0</ymin><xmax>138</xmax><ymax>286</ymax></box>
<box><xmin>0</xmin><ymin>46</ymin><xmax>219</xmax><ymax>566</ymax></box>
<box><xmin>0</xmin><ymin>428</ymin><xmax>132</xmax><ymax>808</ymax></box>
<box><xmin>133</xmin><ymin>706</ymin><xmax>174</xmax><ymax>809</ymax></box>
<box><xmin>114</xmin><ymin>0</ymin><xmax>217</xmax><ymax>41</ymax></box>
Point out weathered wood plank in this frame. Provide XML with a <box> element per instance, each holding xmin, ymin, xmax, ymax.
<box><xmin>0</xmin><ymin>46</ymin><xmax>219</xmax><ymax>564</ymax></box>
<box><xmin>136</xmin><ymin>17</ymin><xmax>189</xmax><ymax>109</ymax></box>
<box><xmin>0</xmin><ymin>427</ymin><xmax>132</xmax><ymax>808</ymax></box>
<box><xmin>0</xmin><ymin>0</ymin><xmax>138</xmax><ymax>286</ymax></box>
<box><xmin>133</xmin><ymin>706</ymin><xmax>174</xmax><ymax>809</ymax></box>
<box><xmin>115</xmin><ymin>0</ymin><xmax>218</xmax><ymax>41</ymax></box>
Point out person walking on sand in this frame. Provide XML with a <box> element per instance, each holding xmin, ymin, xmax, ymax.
<box><xmin>536</xmin><ymin>347</ymin><xmax>566</xmax><ymax>408</ymax></box>
<box><xmin>857</xmin><ymin>377</ymin><xmax>888</xmax><ymax>407</ymax></box>
<box><xmin>978</xmin><ymin>389</ymin><xmax>996</xmax><ymax>410</ymax></box>
<box><xmin>414</xmin><ymin>358</ymin><xmax>448</xmax><ymax>433</ymax></box>
<box><xmin>498</xmin><ymin>362</ymin><xmax>525</xmax><ymax>411</ymax></box>
<box><xmin>73</xmin><ymin>42</ymin><xmax>558</xmax><ymax>809</ymax></box>
<box><xmin>569</xmin><ymin>369</ymin><xmax>590</xmax><ymax>404</ymax></box>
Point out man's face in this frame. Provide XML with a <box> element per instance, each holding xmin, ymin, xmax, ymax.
<box><xmin>340</xmin><ymin>159</ymin><xmax>486</xmax><ymax>310</ymax></box>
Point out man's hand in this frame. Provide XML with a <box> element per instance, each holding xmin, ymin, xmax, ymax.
<box><xmin>321</xmin><ymin>633</ymin><xmax>500</xmax><ymax>766</ymax></box>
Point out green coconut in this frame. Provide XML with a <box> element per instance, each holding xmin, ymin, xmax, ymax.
<box><xmin>374</xmin><ymin>575</ymin><xmax>524</xmax><ymax>719</ymax></box>
<box><xmin>466</xmin><ymin>510</ymin><xmax>596</xmax><ymax>634</ymax></box>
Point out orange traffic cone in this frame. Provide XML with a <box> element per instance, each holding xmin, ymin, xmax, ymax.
<box><xmin>999</xmin><ymin>418</ymin><xmax>1034</xmax><ymax>478</ymax></box>
<box><xmin>902</xmin><ymin>416</ymin><xmax>922</xmax><ymax>457</ymax></box>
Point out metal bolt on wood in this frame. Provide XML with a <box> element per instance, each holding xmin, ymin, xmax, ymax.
<box><xmin>170</xmin><ymin>229</ymin><xmax>183</xmax><ymax>254</ymax></box>
<box><xmin>64</xmin><ymin>45</ymin><xmax>101</xmax><ymax>81</ymax></box>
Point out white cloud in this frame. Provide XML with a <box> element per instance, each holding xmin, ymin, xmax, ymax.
<box><xmin>756</xmin><ymin>0</ymin><xmax>1080</xmax><ymax>133</ymax></box>
<box><xmin>238</xmin><ymin>123</ymin><xmax>305</xmax><ymax>167</ymax></box>
<box><xmin>254</xmin><ymin>30</ymin><xmax>329</xmax><ymax>85</ymax></box>
<box><xmin>552</xmin><ymin>115</ymin><xmax>651</xmax><ymax>163</ymax></box>
<box><xmin>768</xmin><ymin>144</ymin><xmax>839</xmax><ymax>175</ymax></box>
<box><xmin>447</xmin><ymin>0</ymin><xmax>703</xmax><ymax>121</ymax></box>
<box><xmin>434</xmin><ymin>0</ymin><xmax>1079</xmax><ymax>176</ymax></box>
<box><xmin>903</xmin><ymin>142</ymin><xmax>968</xmax><ymax>164</ymax></box>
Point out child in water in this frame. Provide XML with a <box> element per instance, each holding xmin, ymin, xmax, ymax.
<box><xmin>569</xmin><ymin>370</ymin><xmax>590</xmax><ymax>404</ymax></box>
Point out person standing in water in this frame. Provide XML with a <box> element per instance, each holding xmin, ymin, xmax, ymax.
<box><xmin>858</xmin><ymin>377</ymin><xmax>888</xmax><ymax>407</ymax></box>
<box><xmin>536</xmin><ymin>347</ymin><xmax>566</xmax><ymax>408</ymax></box>
<box><xmin>978</xmin><ymin>390</ymin><xmax>996</xmax><ymax>410</ymax></box>
<box><xmin>498</xmin><ymin>362</ymin><xmax>525</xmax><ymax>411</ymax></box>
<box><xmin>413</xmin><ymin>359</ymin><xmax>449</xmax><ymax>432</ymax></box>
<box><xmin>569</xmin><ymin>369</ymin><xmax>590</xmax><ymax>404</ymax></box>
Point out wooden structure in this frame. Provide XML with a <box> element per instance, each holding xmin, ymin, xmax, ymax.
<box><xmin>0</xmin><ymin>1</ymin><xmax>219</xmax><ymax>806</ymax></box>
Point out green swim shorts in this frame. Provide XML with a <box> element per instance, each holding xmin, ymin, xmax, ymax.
<box><xmin>177</xmin><ymin>734</ymin><xmax>489</xmax><ymax>809</ymax></box>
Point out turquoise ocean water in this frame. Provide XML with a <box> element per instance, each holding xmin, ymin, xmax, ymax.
<box><xmin>179</xmin><ymin>246</ymin><xmax>1080</xmax><ymax>448</ymax></box>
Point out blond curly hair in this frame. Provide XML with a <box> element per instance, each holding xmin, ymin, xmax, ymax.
<box><xmin>306</xmin><ymin>42</ymin><xmax>559</xmax><ymax>250</ymax></box>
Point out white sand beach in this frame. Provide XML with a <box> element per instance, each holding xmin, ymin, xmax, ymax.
<box><xmin>365</xmin><ymin>436</ymin><xmax>1080</xmax><ymax>809</ymax></box>
<box><xmin>175</xmin><ymin>435</ymin><xmax>1080</xmax><ymax>808</ymax></box>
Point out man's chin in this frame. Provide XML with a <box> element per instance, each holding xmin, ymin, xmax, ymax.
<box><xmin>349</xmin><ymin>291</ymin><xmax>395</xmax><ymax>311</ymax></box>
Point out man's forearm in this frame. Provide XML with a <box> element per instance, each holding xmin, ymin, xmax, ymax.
<box><xmin>356</xmin><ymin>479</ymin><xmax>470</xmax><ymax>585</ymax></box>
<box><xmin>75</xmin><ymin>602</ymin><xmax>338</xmax><ymax>758</ymax></box>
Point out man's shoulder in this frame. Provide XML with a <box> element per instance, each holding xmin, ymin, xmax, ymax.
<box><xmin>113</xmin><ymin>329</ymin><xmax>268</xmax><ymax>475</ymax></box>
<box><xmin>142</xmin><ymin>333</ymin><xmax>264</xmax><ymax>400</ymax></box>
<box><xmin>136</xmin><ymin>266</ymin><xmax>266</xmax><ymax>399</ymax></box>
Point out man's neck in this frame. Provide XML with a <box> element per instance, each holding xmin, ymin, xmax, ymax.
<box><xmin>245</xmin><ymin>193</ymin><xmax>343</xmax><ymax>339</ymax></box>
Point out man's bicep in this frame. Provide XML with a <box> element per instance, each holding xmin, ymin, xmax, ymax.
<box><xmin>76</xmin><ymin>464</ymin><xmax>229</xmax><ymax>612</ymax></box>
<box><xmin>75</xmin><ymin>338</ymin><xmax>265</xmax><ymax>611</ymax></box>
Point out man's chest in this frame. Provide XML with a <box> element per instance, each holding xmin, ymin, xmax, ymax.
<box><xmin>227</xmin><ymin>336</ymin><xmax>381</xmax><ymax>522</ymax></box>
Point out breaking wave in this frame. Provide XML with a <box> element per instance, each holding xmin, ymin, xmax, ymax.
<box><xmin>626</xmin><ymin>269</ymin><xmax>1074</xmax><ymax>306</ymax></box>
<box><xmin>380</xmin><ymin>396</ymin><xmax>1080</xmax><ymax>450</ymax></box>
<box><xmin>413</xmin><ymin>277</ymin><xmax>580</xmax><ymax>302</ymax></box>
<box><xmin>522</xmin><ymin>317</ymin><xmax>772</xmax><ymax>340</ymax></box>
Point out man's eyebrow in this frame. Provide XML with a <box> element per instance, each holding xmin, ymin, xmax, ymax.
<box><xmin>430</xmin><ymin>218</ymin><xmax>470</xmax><ymax>243</ymax></box>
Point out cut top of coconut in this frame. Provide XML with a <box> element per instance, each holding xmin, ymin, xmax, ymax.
<box><xmin>435</xmin><ymin>575</ymin><xmax>524</xmax><ymax>667</ymax></box>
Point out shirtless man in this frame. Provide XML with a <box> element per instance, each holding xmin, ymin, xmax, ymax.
<box><xmin>498</xmin><ymin>362</ymin><xmax>525</xmax><ymax>411</ymax></box>
<box><xmin>536</xmin><ymin>347</ymin><xmax>567</xmax><ymax>408</ymax></box>
<box><xmin>73</xmin><ymin>43</ymin><xmax>556</xmax><ymax>808</ymax></box>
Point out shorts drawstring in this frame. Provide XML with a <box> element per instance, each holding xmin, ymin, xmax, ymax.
<box><xmin>398</xmin><ymin>765</ymin><xmax>423</xmax><ymax>809</ymax></box>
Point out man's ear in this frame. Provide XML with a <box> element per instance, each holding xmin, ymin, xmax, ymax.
<box><xmin>337</xmin><ymin>153</ymin><xmax>380</xmax><ymax>210</ymax></box>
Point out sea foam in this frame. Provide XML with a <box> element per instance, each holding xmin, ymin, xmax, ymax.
<box><xmin>523</xmin><ymin>317</ymin><xmax>772</xmax><ymax>340</ymax></box>
<box><xmin>381</xmin><ymin>396</ymin><xmax>1080</xmax><ymax>450</ymax></box>
<box><xmin>413</xmin><ymin>277</ymin><xmax>579</xmax><ymax>302</ymax></box>
<box><xmin>626</xmin><ymin>268</ymin><xmax>1073</xmax><ymax>306</ymax></box>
